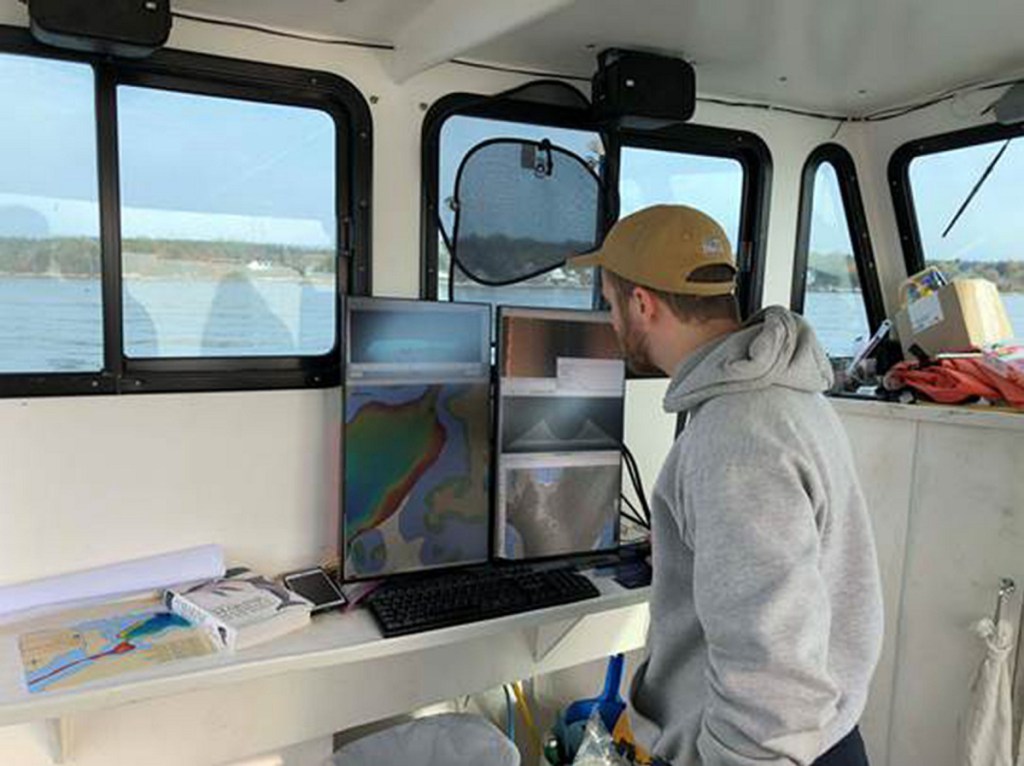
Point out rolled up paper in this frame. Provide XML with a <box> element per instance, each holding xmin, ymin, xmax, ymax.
<box><xmin>0</xmin><ymin>545</ymin><xmax>225</xmax><ymax>618</ymax></box>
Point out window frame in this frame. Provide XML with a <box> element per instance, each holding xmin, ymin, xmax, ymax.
<box><xmin>606</xmin><ymin>125</ymin><xmax>772</xmax><ymax>319</ymax></box>
<box><xmin>421</xmin><ymin>92</ymin><xmax>772</xmax><ymax>318</ymax></box>
<box><xmin>889</xmin><ymin>120</ymin><xmax>1024</xmax><ymax>279</ymax></box>
<box><xmin>791</xmin><ymin>143</ymin><xmax>885</xmax><ymax>337</ymax></box>
<box><xmin>0</xmin><ymin>26</ymin><xmax>372</xmax><ymax>397</ymax></box>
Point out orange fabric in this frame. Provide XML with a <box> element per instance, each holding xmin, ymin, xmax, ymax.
<box><xmin>886</xmin><ymin>359</ymin><xmax>1024</xmax><ymax>408</ymax></box>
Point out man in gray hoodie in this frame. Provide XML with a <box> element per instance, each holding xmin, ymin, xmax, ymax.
<box><xmin>569</xmin><ymin>205</ymin><xmax>884</xmax><ymax>766</ymax></box>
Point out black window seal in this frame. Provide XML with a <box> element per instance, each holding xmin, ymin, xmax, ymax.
<box><xmin>889</xmin><ymin>120</ymin><xmax>1024</xmax><ymax>279</ymax></box>
<box><xmin>420</xmin><ymin>91</ymin><xmax>604</xmax><ymax>303</ymax></box>
<box><xmin>0</xmin><ymin>25</ymin><xmax>372</xmax><ymax>397</ymax></box>
<box><xmin>791</xmin><ymin>143</ymin><xmax>885</xmax><ymax>335</ymax></box>
<box><xmin>606</xmin><ymin>124</ymin><xmax>773</xmax><ymax>319</ymax></box>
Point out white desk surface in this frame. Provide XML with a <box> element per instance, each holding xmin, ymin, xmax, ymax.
<box><xmin>0</xmin><ymin>573</ymin><xmax>650</xmax><ymax>729</ymax></box>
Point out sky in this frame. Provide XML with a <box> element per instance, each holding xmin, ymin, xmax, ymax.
<box><xmin>808</xmin><ymin>162</ymin><xmax>855</xmax><ymax>257</ymax></box>
<box><xmin>0</xmin><ymin>52</ymin><xmax>335</xmax><ymax>248</ymax></box>
<box><xmin>909</xmin><ymin>138</ymin><xmax>1023</xmax><ymax>263</ymax></box>
<box><xmin>1</xmin><ymin>50</ymin><xmax>1020</xmax><ymax>264</ymax></box>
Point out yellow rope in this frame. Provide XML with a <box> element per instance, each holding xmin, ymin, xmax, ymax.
<box><xmin>512</xmin><ymin>680</ymin><xmax>542</xmax><ymax>751</ymax></box>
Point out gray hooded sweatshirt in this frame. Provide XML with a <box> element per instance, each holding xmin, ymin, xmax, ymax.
<box><xmin>629</xmin><ymin>306</ymin><xmax>883</xmax><ymax>766</ymax></box>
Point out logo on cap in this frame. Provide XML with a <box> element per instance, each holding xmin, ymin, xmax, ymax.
<box><xmin>701</xmin><ymin>236</ymin><xmax>724</xmax><ymax>256</ymax></box>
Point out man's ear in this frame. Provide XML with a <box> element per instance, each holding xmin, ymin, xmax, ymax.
<box><xmin>632</xmin><ymin>285</ymin><xmax>659</xmax><ymax>326</ymax></box>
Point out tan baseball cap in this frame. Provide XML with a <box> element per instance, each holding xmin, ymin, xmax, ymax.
<box><xmin>568</xmin><ymin>205</ymin><xmax>736</xmax><ymax>296</ymax></box>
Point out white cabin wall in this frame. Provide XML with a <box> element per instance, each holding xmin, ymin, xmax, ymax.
<box><xmin>1</xmin><ymin>3</ymin><xmax>1006</xmax><ymax>765</ymax></box>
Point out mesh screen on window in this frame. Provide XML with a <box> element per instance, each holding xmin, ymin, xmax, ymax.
<box><xmin>802</xmin><ymin>162</ymin><xmax>870</xmax><ymax>357</ymax></box>
<box><xmin>117</xmin><ymin>85</ymin><xmax>337</xmax><ymax>358</ymax></box>
<box><xmin>908</xmin><ymin>136</ymin><xmax>1024</xmax><ymax>338</ymax></box>
<box><xmin>0</xmin><ymin>54</ymin><xmax>102</xmax><ymax>374</ymax></box>
<box><xmin>437</xmin><ymin>115</ymin><xmax>602</xmax><ymax>311</ymax></box>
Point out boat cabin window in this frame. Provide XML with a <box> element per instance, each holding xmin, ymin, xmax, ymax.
<box><xmin>0</xmin><ymin>31</ymin><xmax>370</xmax><ymax>397</ymax></box>
<box><xmin>0</xmin><ymin>53</ymin><xmax>102</xmax><ymax>376</ymax></box>
<box><xmin>117</xmin><ymin>86</ymin><xmax>337</xmax><ymax>359</ymax></box>
<box><xmin>891</xmin><ymin>123</ymin><xmax>1024</xmax><ymax>338</ymax></box>
<box><xmin>792</xmin><ymin>145</ymin><xmax>883</xmax><ymax>358</ymax></box>
<box><xmin>618</xmin><ymin>147</ymin><xmax>743</xmax><ymax>253</ymax></box>
<box><xmin>609</xmin><ymin>125</ymin><xmax>771</xmax><ymax>318</ymax></box>
<box><xmin>424</xmin><ymin>98</ymin><xmax>770</xmax><ymax>319</ymax></box>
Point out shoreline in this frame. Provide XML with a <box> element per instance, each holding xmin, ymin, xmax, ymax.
<box><xmin>0</xmin><ymin>272</ymin><xmax>336</xmax><ymax>285</ymax></box>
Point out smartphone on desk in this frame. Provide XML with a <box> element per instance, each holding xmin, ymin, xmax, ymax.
<box><xmin>282</xmin><ymin>567</ymin><xmax>348</xmax><ymax>614</ymax></box>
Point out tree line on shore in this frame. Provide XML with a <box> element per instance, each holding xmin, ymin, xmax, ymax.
<box><xmin>1</xmin><ymin>237</ymin><xmax>1022</xmax><ymax>292</ymax></box>
<box><xmin>0</xmin><ymin>237</ymin><xmax>334</xmax><ymax>277</ymax></box>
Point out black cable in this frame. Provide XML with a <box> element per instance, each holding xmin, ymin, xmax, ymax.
<box><xmin>450</xmin><ymin>58</ymin><xmax>590</xmax><ymax>83</ymax></box>
<box><xmin>621</xmin><ymin>493</ymin><xmax>646</xmax><ymax>521</ymax></box>
<box><xmin>170</xmin><ymin>10</ymin><xmax>588</xmax><ymax>83</ymax></box>
<box><xmin>170</xmin><ymin>10</ymin><xmax>1024</xmax><ymax>125</ymax></box>
<box><xmin>857</xmin><ymin>78</ymin><xmax>1023</xmax><ymax>123</ymax></box>
<box><xmin>696</xmin><ymin>76</ymin><xmax>1024</xmax><ymax>124</ymax></box>
<box><xmin>622</xmin><ymin>443</ymin><xmax>645</xmax><ymax>495</ymax></box>
<box><xmin>170</xmin><ymin>10</ymin><xmax>394</xmax><ymax>50</ymax></box>
<box><xmin>620</xmin><ymin>495</ymin><xmax>649</xmax><ymax>530</ymax></box>
<box><xmin>694</xmin><ymin>96</ymin><xmax>846</xmax><ymax>121</ymax></box>
<box><xmin>620</xmin><ymin>442</ymin><xmax>651</xmax><ymax>526</ymax></box>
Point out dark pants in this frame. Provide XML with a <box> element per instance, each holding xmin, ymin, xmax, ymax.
<box><xmin>812</xmin><ymin>728</ymin><xmax>869</xmax><ymax>766</ymax></box>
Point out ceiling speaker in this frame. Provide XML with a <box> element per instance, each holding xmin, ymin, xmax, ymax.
<box><xmin>28</xmin><ymin>0</ymin><xmax>172</xmax><ymax>58</ymax></box>
<box><xmin>591</xmin><ymin>48</ymin><xmax>696</xmax><ymax>130</ymax></box>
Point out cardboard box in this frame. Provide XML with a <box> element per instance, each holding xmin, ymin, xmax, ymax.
<box><xmin>893</xmin><ymin>279</ymin><xmax>1013</xmax><ymax>357</ymax></box>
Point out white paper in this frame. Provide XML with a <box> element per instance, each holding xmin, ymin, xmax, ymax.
<box><xmin>908</xmin><ymin>293</ymin><xmax>944</xmax><ymax>334</ymax></box>
<box><xmin>556</xmin><ymin>358</ymin><xmax>626</xmax><ymax>395</ymax></box>
<box><xmin>0</xmin><ymin>545</ymin><xmax>225</xmax><ymax>619</ymax></box>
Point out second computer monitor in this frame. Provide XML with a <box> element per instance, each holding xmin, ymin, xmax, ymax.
<box><xmin>496</xmin><ymin>306</ymin><xmax>626</xmax><ymax>561</ymax></box>
<box><xmin>343</xmin><ymin>297</ymin><xmax>492</xmax><ymax>580</ymax></box>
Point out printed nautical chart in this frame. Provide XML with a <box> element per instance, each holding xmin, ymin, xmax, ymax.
<box><xmin>19</xmin><ymin>607</ymin><xmax>215</xmax><ymax>693</ymax></box>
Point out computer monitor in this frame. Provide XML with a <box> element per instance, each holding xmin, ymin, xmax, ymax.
<box><xmin>342</xmin><ymin>297</ymin><xmax>492</xmax><ymax>580</ymax></box>
<box><xmin>495</xmin><ymin>306</ymin><xmax>626</xmax><ymax>561</ymax></box>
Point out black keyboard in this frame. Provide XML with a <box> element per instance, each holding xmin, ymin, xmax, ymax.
<box><xmin>365</xmin><ymin>566</ymin><xmax>601</xmax><ymax>637</ymax></box>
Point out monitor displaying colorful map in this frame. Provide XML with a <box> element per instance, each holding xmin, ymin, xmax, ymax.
<box><xmin>343</xmin><ymin>382</ymin><xmax>491</xmax><ymax>578</ymax></box>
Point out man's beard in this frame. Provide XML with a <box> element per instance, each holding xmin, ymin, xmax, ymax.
<box><xmin>619</xmin><ymin>314</ymin><xmax>661</xmax><ymax>376</ymax></box>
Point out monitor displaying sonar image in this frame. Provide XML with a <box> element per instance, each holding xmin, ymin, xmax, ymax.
<box><xmin>500</xmin><ymin>395</ymin><xmax>624</xmax><ymax>453</ymax></box>
<box><xmin>495</xmin><ymin>307</ymin><xmax>626</xmax><ymax>561</ymax></box>
<box><xmin>343</xmin><ymin>382</ymin><xmax>491</xmax><ymax>579</ymax></box>
<box><xmin>498</xmin><ymin>452</ymin><xmax>621</xmax><ymax>559</ymax></box>
<box><xmin>500</xmin><ymin>310</ymin><xmax>622</xmax><ymax>378</ymax></box>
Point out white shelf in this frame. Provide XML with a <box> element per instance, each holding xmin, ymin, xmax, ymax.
<box><xmin>831</xmin><ymin>397</ymin><xmax>1024</xmax><ymax>431</ymax></box>
<box><xmin>0</xmin><ymin>573</ymin><xmax>650</xmax><ymax>763</ymax></box>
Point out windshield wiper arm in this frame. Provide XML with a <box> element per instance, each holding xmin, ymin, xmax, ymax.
<box><xmin>941</xmin><ymin>138</ymin><xmax>1013</xmax><ymax>238</ymax></box>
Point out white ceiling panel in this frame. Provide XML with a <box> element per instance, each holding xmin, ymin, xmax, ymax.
<box><xmin>171</xmin><ymin>0</ymin><xmax>424</xmax><ymax>45</ymax></box>
<box><xmin>458</xmin><ymin>0</ymin><xmax>1024</xmax><ymax>115</ymax></box>
<box><xmin>172</xmin><ymin>0</ymin><xmax>1024</xmax><ymax>115</ymax></box>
